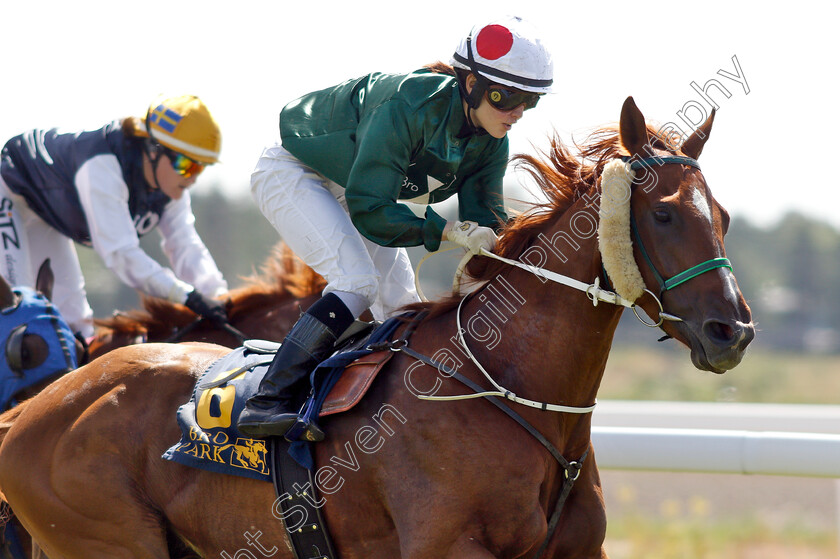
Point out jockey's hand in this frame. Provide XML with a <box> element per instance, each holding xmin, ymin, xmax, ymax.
<box><xmin>185</xmin><ymin>290</ymin><xmax>229</xmax><ymax>328</ymax></box>
<box><xmin>444</xmin><ymin>220</ymin><xmax>498</xmax><ymax>255</ymax></box>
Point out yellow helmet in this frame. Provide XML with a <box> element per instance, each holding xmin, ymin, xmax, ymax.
<box><xmin>142</xmin><ymin>95</ymin><xmax>221</xmax><ymax>164</ymax></box>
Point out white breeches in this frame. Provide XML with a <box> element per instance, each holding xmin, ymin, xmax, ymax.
<box><xmin>0</xmin><ymin>177</ymin><xmax>93</xmax><ymax>337</ymax></box>
<box><xmin>251</xmin><ymin>144</ymin><xmax>420</xmax><ymax>322</ymax></box>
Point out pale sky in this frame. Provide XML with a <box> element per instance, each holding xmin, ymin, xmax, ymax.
<box><xmin>2</xmin><ymin>1</ymin><xmax>836</xmax><ymax>228</ymax></box>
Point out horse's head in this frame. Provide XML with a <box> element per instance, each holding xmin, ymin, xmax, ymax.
<box><xmin>0</xmin><ymin>260</ymin><xmax>81</xmax><ymax>409</ymax></box>
<box><xmin>603</xmin><ymin>96</ymin><xmax>754</xmax><ymax>373</ymax></box>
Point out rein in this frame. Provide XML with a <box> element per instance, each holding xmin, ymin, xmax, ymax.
<box><xmin>164</xmin><ymin>317</ymin><xmax>248</xmax><ymax>344</ymax></box>
<box><xmin>451</xmin><ymin>248</ymin><xmax>679</xmax><ymax>328</ymax></box>
<box><xmin>432</xmin><ymin>155</ymin><xmax>733</xmax><ymax>328</ymax></box>
<box><xmin>407</xmin><ymin>154</ymin><xmax>734</xmax><ymax>413</ymax></box>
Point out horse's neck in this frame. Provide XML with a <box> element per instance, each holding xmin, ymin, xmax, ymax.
<box><xmin>461</xmin><ymin>192</ymin><xmax>622</xmax><ymax>441</ymax></box>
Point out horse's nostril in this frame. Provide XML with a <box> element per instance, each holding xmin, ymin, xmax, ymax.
<box><xmin>703</xmin><ymin>319</ymin><xmax>736</xmax><ymax>346</ymax></box>
<box><xmin>703</xmin><ymin>319</ymin><xmax>755</xmax><ymax>350</ymax></box>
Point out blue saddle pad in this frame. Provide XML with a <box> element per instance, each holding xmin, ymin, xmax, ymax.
<box><xmin>162</xmin><ymin>346</ymin><xmax>275</xmax><ymax>481</ymax></box>
<box><xmin>162</xmin><ymin>315</ymin><xmax>407</xmax><ymax>478</ymax></box>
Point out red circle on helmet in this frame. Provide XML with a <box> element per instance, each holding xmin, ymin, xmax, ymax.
<box><xmin>475</xmin><ymin>25</ymin><xmax>514</xmax><ymax>60</ymax></box>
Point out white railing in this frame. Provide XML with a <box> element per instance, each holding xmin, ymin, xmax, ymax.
<box><xmin>590</xmin><ymin>400</ymin><xmax>840</xmax><ymax>478</ymax></box>
<box><xmin>592</xmin><ymin>427</ymin><xmax>840</xmax><ymax>477</ymax></box>
<box><xmin>592</xmin><ymin>400</ymin><xmax>840</xmax><ymax>434</ymax></box>
<box><xmin>590</xmin><ymin>400</ymin><xmax>840</xmax><ymax>557</ymax></box>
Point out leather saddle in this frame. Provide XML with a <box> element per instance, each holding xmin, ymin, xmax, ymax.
<box><xmin>240</xmin><ymin>319</ymin><xmax>397</xmax><ymax>418</ymax></box>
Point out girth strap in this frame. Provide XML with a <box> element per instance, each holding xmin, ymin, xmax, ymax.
<box><xmin>270</xmin><ymin>439</ymin><xmax>337</xmax><ymax>559</ymax></box>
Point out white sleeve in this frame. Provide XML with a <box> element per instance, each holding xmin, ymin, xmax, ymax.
<box><xmin>157</xmin><ymin>191</ymin><xmax>228</xmax><ymax>297</ymax></box>
<box><xmin>75</xmin><ymin>155</ymin><xmax>194</xmax><ymax>303</ymax></box>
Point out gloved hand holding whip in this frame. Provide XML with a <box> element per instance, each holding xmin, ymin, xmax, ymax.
<box><xmin>184</xmin><ymin>290</ymin><xmax>229</xmax><ymax>329</ymax></box>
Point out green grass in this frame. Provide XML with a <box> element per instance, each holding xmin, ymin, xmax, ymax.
<box><xmin>600</xmin><ymin>345</ymin><xmax>840</xmax><ymax>404</ymax></box>
<box><xmin>597</xmin><ymin>345</ymin><xmax>840</xmax><ymax>558</ymax></box>
<box><xmin>606</xmin><ymin>511</ymin><xmax>836</xmax><ymax>559</ymax></box>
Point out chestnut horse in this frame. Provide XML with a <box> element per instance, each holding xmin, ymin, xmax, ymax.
<box><xmin>0</xmin><ymin>97</ymin><xmax>753</xmax><ymax>559</ymax></box>
<box><xmin>0</xmin><ymin>248</ymin><xmax>324</xmax><ymax>559</ymax></box>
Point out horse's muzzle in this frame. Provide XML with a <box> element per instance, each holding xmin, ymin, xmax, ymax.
<box><xmin>693</xmin><ymin>317</ymin><xmax>756</xmax><ymax>373</ymax></box>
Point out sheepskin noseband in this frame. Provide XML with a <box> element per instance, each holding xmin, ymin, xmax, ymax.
<box><xmin>598</xmin><ymin>160</ymin><xmax>645</xmax><ymax>302</ymax></box>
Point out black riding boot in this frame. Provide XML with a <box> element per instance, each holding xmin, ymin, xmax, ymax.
<box><xmin>238</xmin><ymin>293</ymin><xmax>354</xmax><ymax>440</ymax></box>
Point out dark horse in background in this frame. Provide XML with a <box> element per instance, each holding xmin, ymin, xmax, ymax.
<box><xmin>0</xmin><ymin>97</ymin><xmax>753</xmax><ymax>558</ymax></box>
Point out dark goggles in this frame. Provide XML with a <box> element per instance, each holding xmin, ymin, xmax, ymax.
<box><xmin>162</xmin><ymin>147</ymin><xmax>205</xmax><ymax>178</ymax></box>
<box><xmin>486</xmin><ymin>86</ymin><xmax>541</xmax><ymax>111</ymax></box>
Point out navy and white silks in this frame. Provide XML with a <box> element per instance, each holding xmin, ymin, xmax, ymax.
<box><xmin>0</xmin><ymin>122</ymin><xmax>227</xmax><ymax>337</ymax></box>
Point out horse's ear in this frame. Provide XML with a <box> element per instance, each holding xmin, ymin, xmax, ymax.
<box><xmin>0</xmin><ymin>273</ymin><xmax>14</xmax><ymax>310</ymax></box>
<box><xmin>36</xmin><ymin>259</ymin><xmax>54</xmax><ymax>301</ymax></box>
<box><xmin>619</xmin><ymin>96</ymin><xmax>650</xmax><ymax>157</ymax></box>
<box><xmin>681</xmin><ymin>109</ymin><xmax>716</xmax><ymax>160</ymax></box>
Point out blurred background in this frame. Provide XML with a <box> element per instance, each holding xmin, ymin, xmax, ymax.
<box><xmin>81</xmin><ymin>145</ymin><xmax>840</xmax><ymax>559</ymax></box>
<box><xmin>4</xmin><ymin>1</ymin><xmax>839</xmax><ymax>556</ymax></box>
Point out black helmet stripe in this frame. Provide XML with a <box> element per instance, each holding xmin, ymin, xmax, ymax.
<box><xmin>452</xmin><ymin>51</ymin><xmax>553</xmax><ymax>89</ymax></box>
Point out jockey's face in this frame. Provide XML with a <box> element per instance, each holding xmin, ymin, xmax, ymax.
<box><xmin>143</xmin><ymin>149</ymin><xmax>198</xmax><ymax>200</ymax></box>
<box><xmin>464</xmin><ymin>74</ymin><xmax>528</xmax><ymax>140</ymax></box>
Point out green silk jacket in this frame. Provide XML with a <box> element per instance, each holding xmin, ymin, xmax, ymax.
<box><xmin>279</xmin><ymin>69</ymin><xmax>509</xmax><ymax>252</ymax></box>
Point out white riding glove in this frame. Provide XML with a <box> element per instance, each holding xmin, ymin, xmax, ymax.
<box><xmin>444</xmin><ymin>220</ymin><xmax>498</xmax><ymax>255</ymax></box>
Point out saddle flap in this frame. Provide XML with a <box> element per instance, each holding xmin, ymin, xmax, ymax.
<box><xmin>319</xmin><ymin>350</ymin><xmax>393</xmax><ymax>417</ymax></box>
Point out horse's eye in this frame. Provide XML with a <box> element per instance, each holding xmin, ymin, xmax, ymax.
<box><xmin>19</xmin><ymin>334</ymin><xmax>48</xmax><ymax>370</ymax></box>
<box><xmin>654</xmin><ymin>209</ymin><xmax>671</xmax><ymax>223</ymax></box>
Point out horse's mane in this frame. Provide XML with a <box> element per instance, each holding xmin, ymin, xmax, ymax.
<box><xmin>94</xmin><ymin>244</ymin><xmax>326</xmax><ymax>338</ymax></box>
<box><xmin>405</xmin><ymin>124</ymin><xmax>675</xmax><ymax>319</ymax></box>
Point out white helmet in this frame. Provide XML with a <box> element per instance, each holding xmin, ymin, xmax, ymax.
<box><xmin>451</xmin><ymin>15</ymin><xmax>553</xmax><ymax>94</ymax></box>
